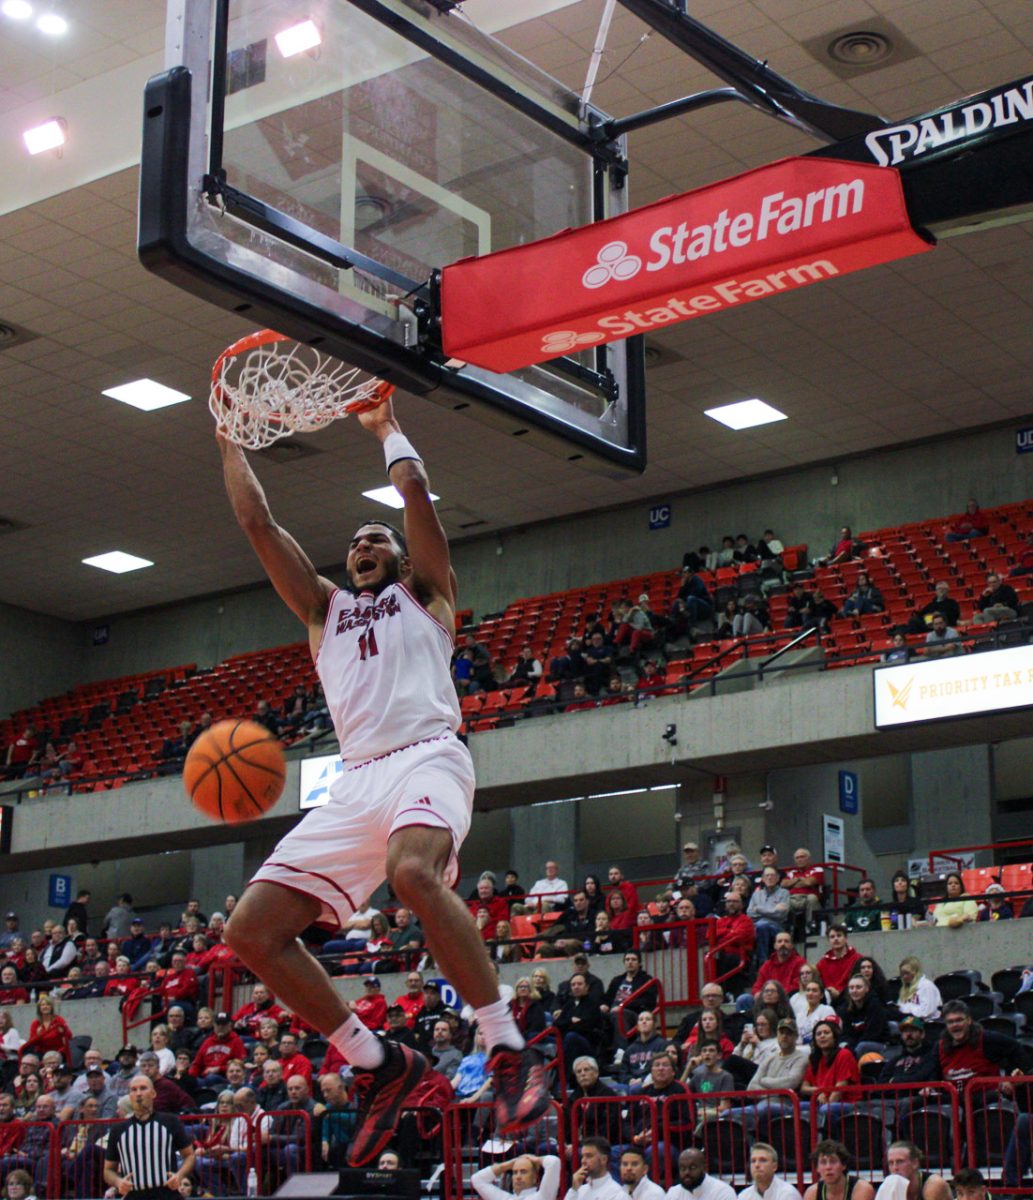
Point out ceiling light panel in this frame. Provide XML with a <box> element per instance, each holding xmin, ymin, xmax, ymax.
<box><xmin>704</xmin><ymin>399</ymin><xmax>788</xmax><ymax>430</ymax></box>
<box><xmin>102</xmin><ymin>379</ymin><xmax>191</xmax><ymax>411</ymax></box>
<box><xmin>362</xmin><ymin>485</ymin><xmax>440</xmax><ymax>509</ymax></box>
<box><xmin>82</xmin><ymin>551</ymin><xmax>154</xmax><ymax>574</ymax></box>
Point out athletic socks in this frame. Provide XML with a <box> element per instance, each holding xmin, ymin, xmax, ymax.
<box><xmin>330</xmin><ymin>1013</ymin><xmax>386</xmax><ymax>1070</ymax></box>
<box><xmin>475</xmin><ymin>996</ymin><xmax>525</xmax><ymax>1052</ymax></box>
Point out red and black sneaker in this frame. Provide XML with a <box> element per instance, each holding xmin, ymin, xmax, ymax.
<box><xmin>489</xmin><ymin>1044</ymin><xmax>551</xmax><ymax>1134</ymax></box>
<box><xmin>346</xmin><ymin>1041</ymin><xmax>427</xmax><ymax>1167</ymax></box>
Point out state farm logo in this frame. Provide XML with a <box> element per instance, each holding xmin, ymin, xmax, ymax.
<box><xmin>582</xmin><ymin>241</ymin><xmax>642</xmax><ymax>289</ymax></box>
<box><xmin>541</xmin><ymin>329</ymin><xmax>606</xmax><ymax>354</ymax></box>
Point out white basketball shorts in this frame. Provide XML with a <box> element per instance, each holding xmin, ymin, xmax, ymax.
<box><xmin>249</xmin><ymin>733</ymin><xmax>474</xmax><ymax>928</ymax></box>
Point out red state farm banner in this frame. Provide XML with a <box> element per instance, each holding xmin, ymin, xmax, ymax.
<box><xmin>440</xmin><ymin>156</ymin><xmax>932</xmax><ymax>374</ymax></box>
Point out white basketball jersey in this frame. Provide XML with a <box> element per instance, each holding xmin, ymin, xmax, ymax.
<box><xmin>315</xmin><ymin>581</ymin><xmax>461</xmax><ymax>761</ymax></box>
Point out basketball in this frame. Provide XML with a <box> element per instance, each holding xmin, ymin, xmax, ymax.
<box><xmin>183</xmin><ymin>720</ymin><xmax>286</xmax><ymax>824</ymax></box>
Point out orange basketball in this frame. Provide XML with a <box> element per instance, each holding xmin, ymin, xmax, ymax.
<box><xmin>183</xmin><ymin>719</ymin><xmax>286</xmax><ymax>824</ymax></box>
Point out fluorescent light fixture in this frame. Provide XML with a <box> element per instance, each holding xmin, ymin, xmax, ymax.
<box><xmin>82</xmin><ymin>551</ymin><xmax>154</xmax><ymax>574</ymax></box>
<box><xmin>22</xmin><ymin>118</ymin><xmax>65</xmax><ymax>155</ymax></box>
<box><xmin>704</xmin><ymin>398</ymin><xmax>788</xmax><ymax>430</ymax></box>
<box><xmin>2</xmin><ymin>1</ymin><xmax>33</xmax><ymax>19</ymax></box>
<box><xmin>362</xmin><ymin>485</ymin><xmax>439</xmax><ymax>509</ymax></box>
<box><xmin>274</xmin><ymin>18</ymin><xmax>320</xmax><ymax>56</ymax></box>
<box><xmin>35</xmin><ymin>9</ymin><xmax>66</xmax><ymax>33</ymax></box>
<box><xmin>102</xmin><ymin>378</ymin><xmax>191</xmax><ymax>411</ymax></box>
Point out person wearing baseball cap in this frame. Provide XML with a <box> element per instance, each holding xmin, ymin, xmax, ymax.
<box><xmin>0</xmin><ymin>912</ymin><xmax>19</xmax><ymax>951</ymax></box>
<box><xmin>980</xmin><ymin>883</ymin><xmax>1013</xmax><ymax>921</ymax></box>
<box><xmin>874</xmin><ymin>1016</ymin><xmax>936</xmax><ymax>1088</ymax></box>
<box><xmin>353</xmin><ymin>977</ymin><xmax>388</xmax><ymax>1032</ymax></box>
<box><xmin>673</xmin><ymin>842</ymin><xmax>710</xmax><ymax>891</ymax></box>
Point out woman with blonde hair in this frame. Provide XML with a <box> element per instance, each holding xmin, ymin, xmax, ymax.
<box><xmin>20</xmin><ymin>993</ymin><xmax>71</xmax><ymax>1064</ymax></box>
<box><xmin>895</xmin><ymin>956</ymin><xmax>942</xmax><ymax>1021</ymax></box>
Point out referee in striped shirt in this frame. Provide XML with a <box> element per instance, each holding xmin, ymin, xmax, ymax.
<box><xmin>104</xmin><ymin>1074</ymin><xmax>195</xmax><ymax>1197</ymax></box>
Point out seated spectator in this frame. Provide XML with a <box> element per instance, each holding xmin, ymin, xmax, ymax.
<box><xmin>841</xmin><ymin>571</ymin><xmax>884</xmax><ymax>617</ymax></box>
<box><xmin>20</xmin><ymin>995</ymin><xmax>71</xmax><ymax>1063</ymax></box>
<box><xmin>631</xmin><ymin>1053</ymin><xmax>688</xmax><ymax>1158</ymax></box>
<box><xmin>451</xmin><ymin>649</ymin><xmax>475</xmax><ymax>696</ymax></box>
<box><xmin>583</xmin><ymin>633</ymin><xmax>616</xmax><ymax>695</ymax></box>
<box><xmin>972</xmin><ymin>572</ymin><xmax>1019</xmax><ymax>624</ymax></box>
<box><xmin>0</xmin><ymin>967</ymin><xmax>28</xmax><ymax>1006</ymax></box>
<box><xmin>605</xmin><ymin>890</ymin><xmax>636</xmax><ymax>937</ymax></box>
<box><xmin>751</xmin><ymin>934</ymin><xmax>807</xmax><ymax>1000</ymax></box>
<box><xmin>510</xmin><ymin>977</ymin><xmax>546</xmax><ymax>1041</ymax></box>
<box><xmin>874</xmin><ymin>1015</ymin><xmax>936</xmax><ymax>1088</ymax></box>
<box><xmin>278</xmin><ymin>685</ymin><xmax>313</xmax><ymax>737</ymax></box>
<box><xmin>716</xmin><ymin>599</ymin><xmax>739</xmax><ymax>639</ymax></box>
<box><xmin>783</xmin><ymin>584</ymin><xmax>812</xmax><ymax>630</ymax></box>
<box><xmin>507</xmin><ymin>645</ymin><xmax>543</xmax><ymax>691</ymax></box>
<box><xmin>665</xmin><ymin>599</ymin><xmax>694</xmax><ymax>644</ymax></box>
<box><xmin>590</xmin><ymin>912</ymin><xmax>628</xmax><ymax>956</ymax></box>
<box><xmin>1009</xmin><ymin>531</ymin><xmax>1033</xmax><ymax>578</ymax></box>
<box><xmin>681</xmin><ymin>1009</ymin><xmax>735</xmax><ymax>1078</ymax></box>
<box><xmin>906</xmin><ymin>581</ymin><xmax>961</xmax><ymax>633</ymax></box>
<box><xmin>855</xmin><ymin>957</ymin><xmax>891</xmax><ymax>1003</ymax></box>
<box><xmin>734</xmin><ymin>534</ymin><xmax>760</xmax><ymax>564</ymax></box>
<box><xmin>735</xmin><ymin>596</ymin><xmax>769</xmax><ymax>637</ymax></box>
<box><xmin>688</xmin><ymin>1042</ymin><xmax>734</xmax><ymax>1119</ymax></box>
<box><xmin>745</xmin><ymin>1019</ymin><xmax>808</xmax><ymax>1123</ymax></box>
<box><xmin>158</xmin><ymin>720</ymin><xmax>193</xmax><ymax>771</ymax></box>
<box><xmin>784</xmin><ymin>847</ymin><xmax>824</xmax><ymax>933</ymax></box>
<box><xmin>816</xmin><ymin>527</ymin><xmax>858</xmax><ymax>568</ymax></box>
<box><xmin>601</xmin><ymin>951</ymin><xmax>657</xmax><ymax>1027</ymax></box>
<box><xmin>894</xmin><ymin>956</ymin><xmax>942</xmax><ymax>1021</ymax></box>
<box><xmin>803</xmin><ymin>1141</ymin><xmax>875</xmax><ymax>1200</ymax></box>
<box><xmin>677</xmin><ymin>569</ymin><xmax>714</xmax><ymax>625</ymax></box>
<box><xmin>567</xmin><ymin>1056</ymin><xmax>626</xmax><ymax>1148</ymax></box>
<box><xmin>843</xmin><ymin>879</ymin><xmax>882</xmax><ymax>934</ymax></box>
<box><xmin>565</xmin><ymin>682</ymin><xmax>598</xmax><ymax>712</ymax></box>
<box><xmin>885</xmin><ymin>874</ymin><xmax>926</xmax><ymax>929</ymax></box>
<box><xmin>548</xmin><ymin>638</ymin><xmax>586</xmax><ymax>683</ymax></box>
<box><xmin>881</xmin><ymin>632</ymin><xmax>911</xmax><ymax>664</ymax></box>
<box><xmin>352</xmin><ymin>977</ymin><xmax>388</xmax><ymax>1031</ymax></box>
<box><xmin>555</xmin><ymin>973</ymin><xmax>606</xmax><ymax>1062</ymax></box>
<box><xmin>931</xmin><ymin>872</ymin><xmax>978</xmax><ymax>927</ymax></box>
<box><xmin>835</xmin><ymin>974</ymin><xmax>888</xmax><ymax>1056</ymax></box>
<box><xmin>614</xmin><ymin>594</ymin><xmax>657</xmax><ymax>656</ymax></box>
<box><xmin>800</xmin><ymin>588</ymin><xmax>838</xmax><ymax>630</ymax></box>
<box><xmin>716</xmin><ymin>536</ymin><xmax>737</xmax><ymax>567</ymax></box>
<box><xmin>816</xmin><ymin>926</ymin><xmax>860</xmax><ymax>1002</ymax></box>
<box><xmin>938</xmin><ymin>998</ymin><xmax>1033</xmax><ymax>1084</ymax></box>
<box><xmin>451</xmin><ymin>1027</ymin><xmax>492</xmax><ymax>1103</ymax></box>
<box><xmin>252</xmin><ymin>699</ymin><xmax>281</xmax><ymax>736</ymax></box>
<box><xmin>190</xmin><ymin>1012</ymin><xmax>247</xmax><ymax>1089</ymax></box>
<box><xmin>943</xmin><ymin>498</ymin><xmax>989</xmax><ymax>542</ymax></box>
<box><xmin>619</xmin><ymin>1010</ymin><xmax>667</xmax><ymax>1091</ymax></box>
<box><xmin>669</xmin><ymin>896</ymin><xmax>701</xmax><ymax>945</ymax></box>
<box><xmin>429</xmin><ymin>1019</ymin><xmax>462</xmax><ymax>1080</ymax></box>
<box><xmin>749</xmin><ymin>981</ymin><xmax>795</xmax><ymax>1029</ymax></box>
<box><xmin>232</xmin><ymin>982</ymin><xmax>286</xmax><ymax>1039</ymax></box>
<box><xmin>553</xmin><ymin>890</ymin><xmax>597</xmax><ymax>956</ymax></box>
<box><xmin>978</xmin><ymin>882</ymin><xmax>1013</xmax><ymax>920</ymax></box>
<box><xmin>747</xmin><ymin>868</ymin><xmax>790</xmax><ymax>962</ymax></box>
<box><xmin>923</xmin><ymin>613</ymin><xmax>961</xmax><ymax>657</ymax></box>
<box><xmin>734</xmin><ymin>1007</ymin><xmax>778</xmax><ymax>1065</ymax></box>
<box><xmin>758</xmin><ymin>530</ymin><xmax>785</xmax><ymax>561</ymax></box>
<box><xmin>4</xmin><ymin>725</ymin><xmax>38</xmax><ymax>780</ymax></box>
<box><xmin>800</xmin><ymin>1020</ymin><xmax>859</xmax><ymax>1128</ymax></box>
<box><xmin>792</xmin><ymin>977</ymin><xmax>837</xmax><ymax>1045</ymax></box>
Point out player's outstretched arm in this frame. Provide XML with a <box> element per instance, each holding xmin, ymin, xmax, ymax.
<box><xmin>217</xmin><ymin>432</ymin><xmax>334</xmax><ymax>628</ymax></box>
<box><xmin>356</xmin><ymin>398</ymin><xmax>456</xmax><ymax>619</ymax></box>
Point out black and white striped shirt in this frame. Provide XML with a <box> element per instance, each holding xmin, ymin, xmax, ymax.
<box><xmin>105</xmin><ymin>1112</ymin><xmax>191</xmax><ymax>1198</ymax></box>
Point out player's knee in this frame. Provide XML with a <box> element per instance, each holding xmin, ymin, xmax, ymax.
<box><xmin>387</xmin><ymin>853</ymin><xmax>440</xmax><ymax>905</ymax></box>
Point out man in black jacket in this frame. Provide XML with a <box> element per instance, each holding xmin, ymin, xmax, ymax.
<box><xmin>972</xmin><ymin>573</ymin><xmax>1019</xmax><ymax>624</ymax></box>
<box><xmin>877</xmin><ymin>1017</ymin><xmax>937</xmax><ymax>1086</ymax></box>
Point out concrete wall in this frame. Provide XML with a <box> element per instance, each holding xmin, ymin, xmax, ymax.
<box><xmin>0</xmin><ymin>601</ymin><xmax>82</xmax><ymax>721</ymax></box>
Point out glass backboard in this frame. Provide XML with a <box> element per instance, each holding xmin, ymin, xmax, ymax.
<box><xmin>139</xmin><ymin>0</ymin><xmax>646</xmax><ymax>473</ymax></box>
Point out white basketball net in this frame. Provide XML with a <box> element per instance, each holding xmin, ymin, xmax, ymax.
<box><xmin>210</xmin><ymin>329</ymin><xmax>394</xmax><ymax>449</ymax></box>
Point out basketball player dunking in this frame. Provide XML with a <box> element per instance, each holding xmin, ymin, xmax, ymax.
<box><xmin>217</xmin><ymin>397</ymin><xmax>549</xmax><ymax>1164</ymax></box>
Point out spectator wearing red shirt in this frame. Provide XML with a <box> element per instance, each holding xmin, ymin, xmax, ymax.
<box><xmin>466</xmin><ymin>879</ymin><xmax>508</xmax><ymax>939</ymax></box>
<box><xmin>276</xmin><ymin>1031</ymin><xmax>314</xmax><ymax>1084</ymax></box>
<box><xmin>943</xmin><ymin>499</ymin><xmax>989</xmax><ymax>543</ymax></box>
<box><xmin>606</xmin><ymin>889</ymin><xmax>636</xmax><ymax>933</ymax></box>
<box><xmin>20</xmin><ymin>995</ymin><xmax>71</xmax><ymax>1064</ymax></box>
<box><xmin>190</xmin><ymin>1013</ymin><xmax>247</xmax><ymax>1086</ymax></box>
<box><xmin>607</xmin><ymin>866</ymin><xmax>640</xmax><ymax>917</ymax></box>
<box><xmin>184</xmin><ymin>934</ymin><xmax>210</xmax><ymax>970</ymax></box>
<box><xmin>157</xmin><ymin>954</ymin><xmax>199</xmax><ymax>1006</ymax></box>
<box><xmin>352</xmin><ymin>976</ymin><xmax>389</xmax><ymax>1031</ymax></box>
<box><xmin>197</xmin><ymin>941</ymin><xmax>237</xmax><ymax>974</ymax></box>
<box><xmin>711</xmin><ymin>893</ymin><xmax>755</xmax><ymax>992</ymax></box>
<box><xmin>0</xmin><ymin>1092</ymin><xmax>24</xmax><ymax>1155</ymax></box>
<box><xmin>392</xmin><ymin>971</ymin><xmax>426</xmax><ymax>1029</ymax></box>
<box><xmin>4</xmin><ymin>725</ymin><xmax>38</xmax><ymax>779</ymax></box>
<box><xmin>783</xmin><ymin>847</ymin><xmax>825</xmax><ymax>932</ymax></box>
<box><xmin>0</xmin><ymin>965</ymin><xmax>29</xmax><ymax>1006</ymax></box>
<box><xmin>103</xmin><ymin>957</ymin><xmax>141</xmax><ymax>1000</ymax></box>
<box><xmin>752</xmin><ymin>932</ymin><xmax>807</xmax><ymax>996</ymax></box>
<box><xmin>816</xmin><ymin>926</ymin><xmax>861</xmax><ymax>1002</ymax></box>
<box><xmin>232</xmin><ymin>982</ymin><xmax>287</xmax><ymax>1038</ymax></box>
<box><xmin>801</xmin><ymin>1019</ymin><xmax>860</xmax><ymax>1128</ymax></box>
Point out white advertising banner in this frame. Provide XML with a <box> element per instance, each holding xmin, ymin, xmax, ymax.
<box><xmin>299</xmin><ymin>753</ymin><xmax>344</xmax><ymax>810</ymax></box>
<box><xmin>874</xmin><ymin>643</ymin><xmax>1033</xmax><ymax>728</ymax></box>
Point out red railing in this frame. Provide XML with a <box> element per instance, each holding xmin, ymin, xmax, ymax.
<box><xmin>929</xmin><ymin>836</ymin><xmax>1033</xmax><ymax>872</ymax></box>
<box><xmin>634</xmin><ymin>918</ymin><xmax>704</xmax><ymax>1006</ymax></box>
<box><xmin>615</xmin><ymin>977</ymin><xmax>666</xmax><ymax>1039</ymax></box>
<box><xmin>443</xmin><ymin>1100</ymin><xmax>566</xmax><ymax>1200</ymax></box>
<box><xmin>570</xmin><ymin>1093</ymin><xmax>656</xmax><ymax>1168</ymax></box>
<box><xmin>528</xmin><ymin>1023</ymin><xmax>566</xmax><ymax>1098</ymax></box>
<box><xmin>965</xmin><ymin>1075</ymin><xmax>1033</xmax><ymax>1189</ymax></box>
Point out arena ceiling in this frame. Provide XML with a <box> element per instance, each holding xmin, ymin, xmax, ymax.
<box><xmin>1</xmin><ymin>0</ymin><xmax>1033</xmax><ymax>621</ymax></box>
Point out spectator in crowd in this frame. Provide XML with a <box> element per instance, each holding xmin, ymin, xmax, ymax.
<box><xmin>63</xmin><ymin>890</ymin><xmax>90</xmax><ymax>936</ymax></box>
<box><xmin>885</xmin><ymin>874</ymin><xmax>926</xmax><ymax>928</ymax></box>
<box><xmin>382</xmin><ymin>1004</ymin><xmax>417</xmax><ymax>1050</ymax></box>
<box><xmin>0</xmin><ymin>913</ymin><xmax>20</xmax><ymax>951</ymax></box>
<box><xmin>758</xmin><ymin>530</ymin><xmax>785</xmax><ymax>561</ymax></box>
<box><xmin>677</xmin><ymin>570</ymin><xmax>714</xmax><ymax>626</ymax></box>
<box><xmin>352</xmin><ymin>977</ymin><xmax>388</xmax><ymax>1032</ymax></box>
<box><xmin>530</xmin><ymin>969</ymin><xmax>556</xmax><ymax>1016</ymax></box>
<box><xmin>614</xmin><ymin>595</ymin><xmax>657</xmax><ymax>657</ymax></box>
<box><xmin>413</xmin><ymin>982</ymin><xmax>455</xmax><ymax>1053</ymax></box>
<box><xmin>315</xmin><ymin>1071</ymin><xmax>355</xmax><ymax>1169</ymax></box>
<box><xmin>748</xmin><ymin>931</ymin><xmax>806</xmax><ymax>998</ymax></box>
<box><xmin>844</xmin><ymin>879</ymin><xmax>882</xmax><ymax>934</ymax></box>
<box><xmin>429</xmin><ymin>1020</ymin><xmax>462</xmax><ymax>1080</ymax></box>
<box><xmin>936</xmin><ymin>999</ymin><xmax>1033</xmax><ymax>1084</ymax></box>
<box><xmin>792</xmin><ymin>977</ymin><xmax>837</xmax><ymax>1045</ymax></box>
<box><xmin>874</xmin><ymin>1016</ymin><xmax>936</xmax><ymax>1088</ymax></box>
<box><xmin>923</xmin><ymin>613</ymin><xmax>961</xmax><ymax>658</ymax></box>
<box><xmin>4</xmin><ymin>726</ymin><xmax>38</xmax><ymax>780</ymax></box>
<box><xmin>589</xmin><ymin>912</ymin><xmax>625</xmax><ymax>957</ymax></box>
<box><xmin>803</xmin><ymin>1141</ymin><xmax>875</xmax><ymax>1200</ymax></box>
<box><xmin>189</xmin><ymin>1012</ymin><xmax>247</xmax><ymax>1089</ymax></box>
<box><xmin>103</xmin><ymin>894</ymin><xmax>136</xmax><ymax>941</ymax></box>
<box><xmin>747</xmin><ymin>869</ymin><xmax>791</xmax><ymax>962</ymax></box>
<box><xmin>885</xmin><ymin>1142</ymin><xmax>951</xmax><ymax>1200</ymax></box>
<box><xmin>673</xmin><ymin>842</ymin><xmax>710</xmax><ymax>890</ymax></box>
<box><xmin>618</xmin><ymin>1146</ymin><xmax>664</xmax><ymax>1200</ymax></box>
<box><xmin>816</xmin><ymin>528</ymin><xmax>858</xmax><ymax>569</ymax></box>
<box><xmin>451</xmin><ymin>1027</ymin><xmax>492</xmax><ymax>1103</ymax></box>
<box><xmin>931</xmin><ymin>872</ymin><xmax>978</xmax><ymax>928</ymax></box>
<box><xmin>467</xmin><ymin>878</ymin><xmax>510</xmax><ymax>941</ymax></box>
<box><xmin>733</xmin><ymin>1008</ymin><xmax>777</xmax><ymax>1067</ymax></box>
<box><xmin>548</xmin><ymin>638</ymin><xmax>586</xmax><ymax>685</ymax></box>
<box><xmin>882</xmin><ymin>632</ymin><xmax>911</xmax><ymax>664</ymax></box>
<box><xmin>748</xmin><ymin>982</ymin><xmax>795</xmax><ymax>1032</ymax></box>
<box><xmin>1009</xmin><ymin>531</ymin><xmax>1033</xmax><ymax>578</ymax></box>
<box><xmin>800</xmin><ymin>1019</ymin><xmax>859</xmax><ymax>1129</ymax></box>
<box><xmin>5</xmin><ymin>1091</ymin><xmax>56</xmax><ymax>1194</ymax></box>
<box><xmin>716</xmin><ymin>599</ymin><xmax>740</xmax><ymax>640</ymax></box>
<box><xmin>258</xmin><ymin>1060</ymin><xmax>288</xmax><ymax>1111</ymax></box>
<box><xmin>555</xmin><ymin>974</ymin><xmax>606</xmax><ymax>1062</ymax></box>
<box><xmin>472</xmin><ymin>1152</ymin><xmax>561</xmax><ymax>1200</ymax></box>
<box><xmin>835</xmin><ymin>975</ymin><xmax>889</xmax><ymax>1057</ymax></box>
<box><xmin>746</xmin><ymin>1019</ymin><xmax>808</xmax><ymax>1128</ymax></box>
<box><xmin>783</xmin><ymin>585</ymin><xmax>812</xmax><ymax>631</ymax></box>
<box><xmin>800</xmin><ymin>589</ymin><xmax>838</xmax><ymax>631</ymax></box>
<box><xmin>733</xmin><ymin>596</ymin><xmax>769</xmax><ymax>638</ymax></box>
<box><xmin>972</xmin><ymin>572</ymin><xmax>1019</xmax><ymax>623</ymax></box>
<box><xmin>566</xmin><ymin>1137</ymin><xmax>624</xmax><ymax>1200</ymax></box>
<box><xmin>943</xmin><ymin>499</ymin><xmax>989</xmax><ymax>542</ymax></box>
<box><xmin>734</xmin><ymin>534</ymin><xmax>760</xmax><ymax>564</ymax></box>
<box><xmin>507</xmin><ymin>646</ymin><xmax>544</xmax><ymax>692</ymax></box>
<box><xmin>392</xmin><ymin>972</ymin><xmax>426</xmax><ymax>1028</ymax></box>
<box><xmin>739</xmin><ymin>1142</ymin><xmax>803</xmax><ymax>1200</ymax></box>
<box><xmin>816</xmin><ymin>926</ymin><xmax>860</xmax><ymax>1002</ymax></box>
<box><xmin>567</xmin><ymin>1057</ymin><xmax>625</xmax><ymax>1150</ymax></box>
<box><xmin>510</xmin><ymin>978</ymin><xmax>546</xmax><ymax>1042</ymax></box>
<box><xmin>619</xmin><ymin>1010</ymin><xmax>668</xmax><ymax>1092</ymax></box>
<box><xmin>252</xmin><ymin>698</ymin><xmax>281</xmax><ymax>737</ymax></box>
<box><xmin>907</xmin><ymin>581</ymin><xmax>961</xmax><ymax>633</ymax></box>
<box><xmin>783</xmin><ymin>849</ymin><xmax>824</xmax><ymax>933</ymax></box>
<box><xmin>552</xmin><ymin>890</ymin><xmax>596</xmax><ymax>956</ymax></box>
<box><xmin>0</xmin><ymin>966</ymin><xmax>28</xmax><ymax>1006</ymax></box>
<box><xmin>681</xmin><ymin>1010</ymin><xmax>735</xmax><ymax>1078</ymax></box>
<box><xmin>710</xmin><ymin>892</ymin><xmax>755</xmax><ymax>993</ymax></box>
<box><xmin>631</xmin><ymin>1053</ymin><xmax>688</xmax><ymax>1165</ymax></box>
<box><xmin>601</xmin><ymin>951</ymin><xmax>657</xmax><ymax>1023</ymax></box>
<box><xmin>528</xmin><ymin>862</ymin><xmax>569</xmax><ymax>913</ymax></box>
<box><xmin>121</xmin><ymin>918</ymin><xmax>153</xmax><ymax>967</ymax></box>
<box><xmin>607</xmin><ymin>866</ymin><xmax>640</xmax><ymax>918</ymax></box>
<box><xmin>855</xmin><ymin>957</ymin><xmax>891</xmax><ymax>1004</ymax></box>
<box><xmin>136</xmin><ymin>1052</ymin><xmax>192</xmax><ymax>1114</ymax></box>
<box><xmin>277</xmin><ymin>1032</ymin><xmax>314</xmax><ymax>1085</ymax></box>
<box><xmin>978</xmin><ymin>882</ymin><xmax>1013</xmax><ymax>921</ymax></box>
<box><xmin>841</xmin><ymin>571</ymin><xmax>884</xmax><ymax>617</ymax></box>
<box><xmin>231</xmin><ymin>982</ymin><xmax>286</xmax><ymax>1039</ymax></box>
<box><xmin>667</xmin><ymin>1147</ymin><xmax>736</xmax><ymax>1200</ymax></box>
<box><xmin>21</xmin><ymin>995</ymin><xmax>71</xmax><ymax>1064</ymax></box>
